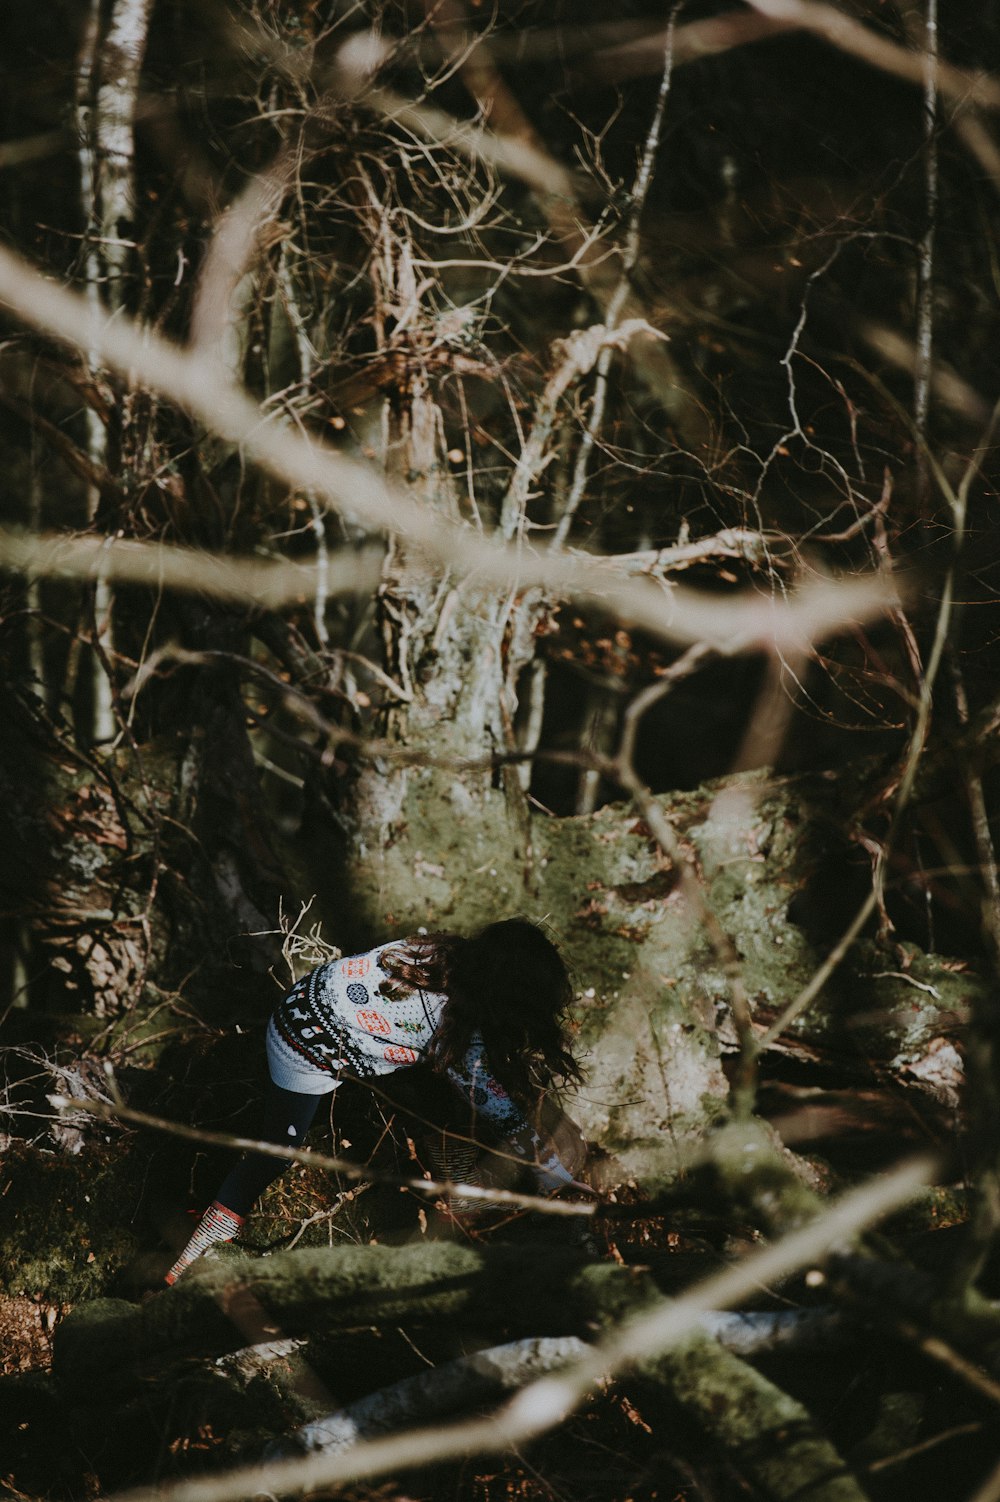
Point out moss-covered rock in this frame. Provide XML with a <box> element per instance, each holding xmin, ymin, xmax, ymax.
<box><xmin>333</xmin><ymin>763</ymin><xmax>983</xmax><ymax>1191</ymax></box>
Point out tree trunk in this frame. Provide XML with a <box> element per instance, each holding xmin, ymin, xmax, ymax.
<box><xmin>0</xmin><ymin>688</ymin><xmax>167</xmax><ymax>1017</ymax></box>
<box><xmin>74</xmin><ymin>0</ymin><xmax>155</xmax><ymax>744</ymax></box>
<box><xmin>334</xmin><ymin>223</ymin><xmax>536</xmax><ymax>941</ymax></box>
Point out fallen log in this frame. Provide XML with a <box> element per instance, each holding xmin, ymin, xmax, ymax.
<box><xmin>276</xmin><ymin>1310</ymin><xmax>851</xmax><ymax>1457</ymax></box>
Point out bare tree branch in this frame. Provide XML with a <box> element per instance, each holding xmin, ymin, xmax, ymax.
<box><xmin>51</xmin><ymin>1094</ymin><xmax>595</xmax><ymax>1218</ymax></box>
<box><xmin>744</xmin><ymin>0</ymin><xmax>1000</xmax><ymax>110</ymax></box>
<box><xmin>0</xmin><ymin>528</ymin><xmax>383</xmax><ymax>609</ymax></box>
<box><xmin>550</xmin><ymin>9</ymin><xmax>680</xmax><ymax>551</ymax></box>
<box><xmin>414</xmin><ymin>3</ymin><xmax>706</xmax><ymax>443</ymax></box>
<box><xmin>0</xmin><ymin>245</ymin><xmax>896</xmax><ymax>655</ymax></box>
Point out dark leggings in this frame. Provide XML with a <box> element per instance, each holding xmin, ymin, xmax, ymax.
<box><xmin>214</xmin><ymin>1081</ymin><xmax>328</xmax><ymax>1217</ymax></box>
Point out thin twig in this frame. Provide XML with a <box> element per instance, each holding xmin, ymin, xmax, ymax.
<box><xmin>762</xmin><ymin>396</ymin><xmax>1000</xmax><ymax>1053</ymax></box>
<box><xmin>911</xmin><ymin>0</ymin><xmax>938</xmax><ymax>519</ymax></box>
<box><xmin>866</xmin><ymin>1421</ymin><xmax>982</xmax><ymax>1475</ymax></box>
<box><xmin>894</xmin><ymin>1319</ymin><xmax>1000</xmax><ymax>1408</ymax></box>
<box><xmin>617</xmin><ymin>642</ymin><xmax>715</xmax><ymax>771</ymax></box>
<box><xmin>550</xmin><ymin>7</ymin><xmax>680</xmax><ymax>551</ymax></box>
<box><xmin>759</xmin><ymin>888</ymin><xmax>878</xmax><ymax>1049</ymax></box>
<box><xmin>49</xmin><ymin>1094</ymin><xmax>595</xmax><ymax>1218</ymax></box>
<box><xmin>283</xmin><ymin>1185</ymin><xmax>372</xmax><ymax>1251</ymax></box>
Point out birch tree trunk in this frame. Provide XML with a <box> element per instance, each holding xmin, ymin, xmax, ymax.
<box><xmin>73</xmin><ymin>0</ymin><xmax>154</xmax><ymax>744</ymax></box>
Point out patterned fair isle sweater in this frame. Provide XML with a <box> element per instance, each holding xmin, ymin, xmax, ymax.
<box><xmin>267</xmin><ymin>940</ymin><xmax>574</xmax><ymax>1187</ymax></box>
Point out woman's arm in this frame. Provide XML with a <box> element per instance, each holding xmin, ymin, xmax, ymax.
<box><xmin>444</xmin><ymin>1036</ymin><xmax>584</xmax><ymax>1191</ymax></box>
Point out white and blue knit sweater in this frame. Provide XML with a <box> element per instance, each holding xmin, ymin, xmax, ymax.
<box><xmin>266</xmin><ymin>941</ymin><xmax>573</xmax><ymax>1187</ymax></box>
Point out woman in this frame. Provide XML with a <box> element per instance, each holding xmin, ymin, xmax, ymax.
<box><xmin>165</xmin><ymin>917</ymin><xmax>586</xmax><ymax>1283</ymax></box>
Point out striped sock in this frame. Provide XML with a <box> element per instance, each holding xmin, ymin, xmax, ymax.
<box><xmin>164</xmin><ymin>1201</ymin><xmax>244</xmax><ymax>1285</ymax></box>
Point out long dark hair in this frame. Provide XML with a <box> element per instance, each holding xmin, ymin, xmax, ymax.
<box><xmin>379</xmin><ymin>918</ymin><xmax>581</xmax><ymax>1100</ymax></box>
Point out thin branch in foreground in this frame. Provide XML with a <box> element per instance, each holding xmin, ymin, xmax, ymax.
<box><xmin>189</xmin><ymin>144</ymin><xmax>299</xmax><ymax>361</ymax></box>
<box><xmin>969</xmin><ymin>1452</ymin><xmax>1000</xmax><ymax>1502</ymax></box>
<box><xmin>575</xmin><ymin>12</ymin><xmax>795</xmax><ymax>85</ymax></box>
<box><xmin>51</xmin><ymin>1094</ymin><xmax>595</xmax><ymax>1218</ymax></box>
<box><xmin>0</xmin><ymin>528</ymin><xmax>384</xmax><ymax>609</ymax></box>
<box><xmin>0</xmin><ymin>245</ymin><xmax>896</xmax><ymax>655</ymax></box>
<box><xmin>0</xmin><ymin>525</ymin><xmax>784</xmax><ymax>614</ymax></box>
<box><xmin>0</xmin><ymin>130</ymin><xmax>68</xmax><ymax>167</ymax></box>
<box><xmin>861</xmin><ymin>322</ymin><xmax>993</xmax><ymax>425</ymax></box>
<box><xmin>745</xmin><ymin>0</ymin><xmax>1000</xmax><ymax>112</ymax></box>
<box><xmin>96</xmin><ymin>1153</ymin><xmax>934</xmax><ymax>1502</ymax></box>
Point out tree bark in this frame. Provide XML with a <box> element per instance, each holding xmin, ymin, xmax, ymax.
<box><xmin>0</xmin><ymin>688</ymin><xmax>166</xmax><ymax>1016</ymax></box>
<box><xmin>74</xmin><ymin>0</ymin><xmax>155</xmax><ymax>744</ymax></box>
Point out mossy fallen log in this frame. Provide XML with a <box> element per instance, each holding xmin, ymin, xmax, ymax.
<box><xmin>52</xmin><ymin>1243</ymin><xmax>617</xmax><ymax>1387</ymax></box>
<box><xmin>640</xmin><ymin>1328</ymin><xmax>871</xmax><ymax>1502</ymax></box>
<box><xmin>279</xmin><ymin>1336</ymin><xmax>590</xmax><ymax>1457</ymax></box>
<box><xmin>52</xmin><ymin>1240</ymin><xmax>858</xmax><ymax>1392</ymax></box>
<box><xmin>279</xmin><ymin>1312</ymin><xmax>851</xmax><ymax>1458</ymax></box>
<box><xmin>55</xmin><ymin>1241</ymin><xmax>871</xmax><ymax>1502</ymax></box>
<box><xmin>270</xmin><ymin>1297</ymin><xmax>873</xmax><ymax>1502</ymax></box>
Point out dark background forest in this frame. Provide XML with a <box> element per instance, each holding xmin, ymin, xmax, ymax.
<box><xmin>2</xmin><ymin>2</ymin><xmax>1000</xmax><ymax>1500</ymax></box>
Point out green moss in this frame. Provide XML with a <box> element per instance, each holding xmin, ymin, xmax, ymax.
<box><xmin>331</xmin><ymin>762</ymin><xmax>977</xmax><ymax>1175</ymax></box>
<box><xmin>0</xmin><ymin>1142</ymin><xmax>143</xmax><ymax>1301</ymax></box>
<box><xmin>707</xmin><ymin>1120</ymin><xmax>824</xmax><ymax>1233</ymax></box>
<box><xmin>647</xmin><ymin>1330</ymin><xmax>870</xmax><ymax>1502</ymax></box>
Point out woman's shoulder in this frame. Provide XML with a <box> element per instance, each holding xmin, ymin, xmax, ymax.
<box><xmin>304</xmin><ymin>936</ymin><xmax>447</xmax><ymax>1011</ymax></box>
<box><xmin>311</xmin><ymin>939</ymin><xmax>405</xmax><ymax>975</ymax></box>
<box><xmin>324</xmin><ymin>938</ymin><xmax>434</xmax><ymax>987</ymax></box>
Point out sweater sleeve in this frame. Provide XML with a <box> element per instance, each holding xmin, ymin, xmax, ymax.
<box><xmin>444</xmin><ymin>1034</ymin><xmax>575</xmax><ymax>1189</ymax></box>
